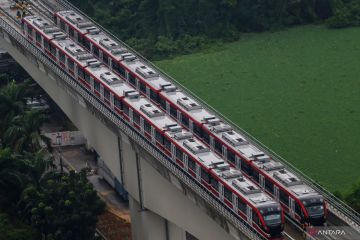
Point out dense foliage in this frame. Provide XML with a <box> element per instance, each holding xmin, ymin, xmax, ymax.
<box><xmin>68</xmin><ymin>0</ymin><xmax>358</xmax><ymax>59</ymax></box>
<box><xmin>0</xmin><ymin>75</ymin><xmax>105</xmax><ymax>239</ymax></box>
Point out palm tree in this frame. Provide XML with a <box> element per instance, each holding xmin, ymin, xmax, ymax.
<box><xmin>20</xmin><ymin>149</ymin><xmax>55</xmax><ymax>188</ymax></box>
<box><xmin>0</xmin><ymin>148</ymin><xmax>25</xmax><ymax>206</ymax></box>
<box><xmin>3</xmin><ymin>109</ymin><xmax>50</xmax><ymax>153</ymax></box>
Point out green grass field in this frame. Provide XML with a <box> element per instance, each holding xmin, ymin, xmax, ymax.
<box><xmin>156</xmin><ymin>25</ymin><xmax>360</xmax><ymax>193</ymax></box>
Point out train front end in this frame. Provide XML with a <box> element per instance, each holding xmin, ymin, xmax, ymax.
<box><xmin>259</xmin><ymin>203</ymin><xmax>284</xmax><ymax>238</ymax></box>
<box><xmin>302</xmin><ymin>196</ymin><xmax>327</xmax><ymax>226</ymax></box>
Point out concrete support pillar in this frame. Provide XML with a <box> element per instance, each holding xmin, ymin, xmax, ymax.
<box><xmin>130</xmin><ymin>196</ymin><xmax>183</xmax><ymax>240</ymax></box>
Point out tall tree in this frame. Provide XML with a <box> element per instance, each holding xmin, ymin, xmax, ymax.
<box><xmin>21</xmin><ymin>170</ymin><xmax>106</xmax><ymax>240</ymax></box>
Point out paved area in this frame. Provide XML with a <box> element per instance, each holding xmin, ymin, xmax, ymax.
<box><xmin>53</xmin><ymin>145</ymin><xmax>131</xmax><ymax>223</ymax></box>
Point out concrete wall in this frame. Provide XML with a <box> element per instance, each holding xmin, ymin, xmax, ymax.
<box><xmin>0</xmin><ymin>30</ymin><xmax>249</xmax><ymax>240</ymax></box>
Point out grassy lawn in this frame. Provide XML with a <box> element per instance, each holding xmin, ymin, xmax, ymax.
<box><xmin>155</xmin><ymin>25</ymin><xmax>360</xmax><ymax>193</ymax></box>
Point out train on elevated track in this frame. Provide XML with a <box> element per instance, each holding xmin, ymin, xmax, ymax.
<box><xmin>52</xmin><ymin>10</ymin><xmax>327</xmax><ymax>228</ymax></box>
<box><xmin>22</xmin><ymin>15</ymin><xmax>285</xmax><ymax>239</ymax></box>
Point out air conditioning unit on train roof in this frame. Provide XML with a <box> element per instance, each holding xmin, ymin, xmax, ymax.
<box><xmin>111</xmin><ymin>48</ymin><xmax>128</xmax><ymax>55</ymax></box>
<box><xmin>183</xmin><ymin>138</ymin><xmax>209</xmax><ymax>154</ymax></box>
<box><xmin>140</xmin><ymin>104</ymin><xmax>164</xmax><ymax>118</ymax></box>
<box><xmin>173</xmin><ymin>131</ymin><xmax>193</xmax><ymax>140</ymax></box>
<box><xmin>99</xmin><ymin>38</ymin><xmax>119</xmax><ymax>50</ymax></box>
<box><xmin>88</xmin><ymin>61</ymin><xmax>101</xmax><ymax>68</ymax></box>
<box><xmin>202</xmin><ymin>116</ymin><xmax>220</xmax><ymax>125</ymax></box>
<box><xmin>124</xmin><ymin>90</ymin><xmax>139</xmax><ymax>99</ymax></box>
<box><xmin>77</xmin><ymin>21</ymin><xmax>93</xmax><ymax>29</ymax></box>
<box><xmin>100</xmin><ymin>72</ymin><xmax>121</xmax><ymax>85</ymax></box>
<box><xmin>43</xmin><ymin>27</ymin><xmax>59</xmax><ymax>34</ymax></box>
<box><xmin>273</xmin><ymin>169</ymin><xmax>302</xmax><ymax>187</ymax></box>
<box><xmin>211</xmin><ymin>123</ymin><xmax>232</xmax><ymax>133</ymax></box>
<box><xmin>221</xmin><ymin>169</ymin><xmax>242</xmax><ymax>180</ymax></box>
<box><xmin>165</xmin><ymin>124</ymin><xmax>182</xmax><ymax>133</ymax></box>
<box><xmin>136</xmin><ymin>65</ymin><xmax>159</xmax><ymax>79</ymax></box>
<box><xmin>53</xmin><ymin>32</ymin><xmax>67</xmax><ymax>40</ymax></box>
<box><xmin>121</xmin><ymin>53</ymin><xmax>136</xmax><ymax>62</ymax></box>
<box><xmin>177</xmin><ymin>97</ymin><xmax>202</xmax><ymax>111</ymax></box>
<box><xmin>77</xmin><ymin>53</ymin><xmax>93</xmax><ymax>61</ymax></box>
<box><xmin>160</xmin><ymin>83</ymin><xmax>177</xmax><ymax>92</ymax></box>
<box><xmin>232</xmin><ymin>179</ymin><xmax>261</xmax><ymax>195</ymax></box>
<box><xmin>222</xmin><ymin>131</ymin><xmax>248</xmax><ymax>147</ymax></box>
<box><xmin>262</xmin><ymin>161</ymin><xmax>284</xmax><ymax>172</ymax></box>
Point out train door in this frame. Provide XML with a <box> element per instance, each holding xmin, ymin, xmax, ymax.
<box><xmin>165</xmin><ymin>101</ymin><xmax>170</xmax><ymax>115</ymax></box>
<box><xmin>247</xmin><ymin>206</ymin><xmax>253</xmax><ymax>224</ymax></box>
<box><xmin>259</xmin><ymin>174</ymin><xmax>265</xmax><ymax>189</ymax></box>
<box><xmin>125</xmin><ymin>71</ymin><xmax>129</xmax><ymax>81</ymax></box>
<box><xmin>177</xmin><ymin>110</ymin><xmax>182</xmax><ymax>122</ymax></box>
<box><xmin>235</xmin><ymin>155</ymin><xmax>241</xmax><ymax>169</ymax></box>
<box><xmin>90</xmin><ymin>42</ymin><xmax>93</xmax><ymax>54</ymax></box>
<box><xmin>150</xmin><ymin>126</ymin><xmax>156</xmax><ymax>144</ymax></box>
<box><xmin>140</xmin><ymin>117</ymin><xmax>144</xmax><ymax>133</ymax></box>
<box><xmin>183</xmin><ymin>154</ymin><xmax>188</xmax><ymax>171</ymax></box>
<box><xmin>289</xmin><ymin>197</ymin><xmax>295</xmax><ymax>218</ymax></box>
<box><xmin>222</xmin><ymin>145</ymin><xmax>227</xmax><ymax>160</ymax></box>
<box><xmin>233</xmin><ymin>195</ymin><xmax>238</xmax><ymax>212</ymax></box>
<box><xmin>145</xmin><ymin>86</ymin><xmax>150</xmax><ymax>99</ymax></box>
<box><xmin>74</xmin><ymin>31</ymin><xmax>78</xmax><ymax>42</ymax></box>
<box><xmin>209</xmin><ymin>136</ymin><xmax>215</xmax><ymax>151</ymax></box>
<box><xmin>74</xmin><ymin>64</ymin><xmax>78</xmax><ymax>80</ymax></box>
<box><xmin>189</xmin><ymin>119</ymin><xmax>194</xmax><ymax>133</ymax></box>
<box><xmin>109</xmin><ymin>58</ymin><xmax>112</xmax><ymax>71</ymax></box>
<box><xmin>100</xmin><ymin>84</ymin><xmax>104</xmax><ymax>101</ymax></box>
<box><xmin>110</xmin><ymin>92</ymin><xmax>114</xmax><ymax>110</ymax></box>
<box><xmin>195</xmin><ymin>164</ymin><xmax>201</xmax><ymax>182</ymax></box>
<box><xmin>129</xmin><ymin>108</ymin><xmax>133</xmax><ymax>124</ymax></box>
<box><xmin>41</xmin><ymin>36</ymin><xmax>44</xmax><ymax>50</ymax></box>
<box><xmin>274</xmin><ymin>185</ymin><xmax>279</xmax><ymax>201</ymax></box>
<box><xmin>64</xmin><ymin>56</ymin><xmax>69</xmax><ymax>72</ymax></box>
<box><xmin>90</xmin><ymin>76</ymin><xmax>94</xmax><ymax>92</ymax></box>
<box><xmin>99</xmin><ymin>50</ymin><xmax>103</xmax><ymax>62</ymax></box>
<box><xmin>219</xmin><ymin>183</ymin><xmax>224</xmax><ymax>201</ymax></box>
<box><xmin>171</xmin><ymin>143</ymin><xmax>176</xmax><ymax>161</ymax></box>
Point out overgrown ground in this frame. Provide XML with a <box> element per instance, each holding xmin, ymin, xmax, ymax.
<box><xmin>156</xmin><ymin>25</ymin><xmax>360</xmax><ymax>193</ymax></box>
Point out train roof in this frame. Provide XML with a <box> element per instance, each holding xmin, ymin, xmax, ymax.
<box><xmin>211</xmin><ymin>165</ymin><xmax>278</xmax><ymax>208</ymax></box>
<box><xmin>51</xmin><ymin>38</ymin><xmax>101</xmax><ymax>68</ymax></box>
<box><xmin>24</xmin><ymin>16</ymin><xmax>66</xmax><ymax>40</ymax></box>
<box><xmin>56</xmin><ymin>10</ymin><xmax>99</xmax><ymax>35</ymax></box>
<box><xmin>87</xmin><ymin>65</ymin><xmax>134</xmax><ymax>97</ymax></box>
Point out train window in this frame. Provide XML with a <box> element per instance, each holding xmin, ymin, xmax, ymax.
<box><xmin>36</xmin><ymin>32</ymin><xmax>41</xmax><ymax>43</ymax></box>
<box><xmin>265</xmin><ymin>179</ymin><xmax>274</xmax><ymax>193</ymax></box>
<box><xmin>144</xmin><ymin>121</ymin><xmax>151</xmax><ymax>134</ymax></box>
<box><xmin>94</xmin><ymin>80</ymin><xmax>100</xmax><ymax>92</ymax></box>
<box><xmin>252</xmin><ymin>170</ymin><xmax>259</xmax><ymax>183</ymax></box>
<box><xmin>252</xmin><ymin>211</ymin><xmax>260</xmax><ymax>226</ymax></box>
<box><xmin>210</xmin><ymin>176</ymin><xmax>219</xmax><ymax>190</ymax></box>
<box><xmin>83</xmin><ymin>39</ymin><xmax>91</xmax><ymax>50</ymax></box>
<box><xmin>60</xmin><ymin>20</ymin><xmax>65</xmax><ymax>31</ymax></box>
<box><xmin>238</xmin><ymin>198</ymin><xmax>247</xmax><ymax>213</ymax></box>
<box><xmin>295</xmin><ymin>202</ymin><xmax>302</xmax><ymax>216</ymax></box>
<box><xmin>203</xmin><ymin>131</ymin><xmax>210</xmax><ymax>144</ymax></box>
<box><xmin>78</xmin><ymin>68</ymin><xmax>85</xmax><ymax>79</ymax></box>
<box><xmin>84</xmin><ymin>72</ymin><xmax>90</xmax><ymax>84</ymax></box>
<box><xmin>112</xmin><ymin>62</ymin><xmax>125</xmax><ymax>77</ymax></box>
<box><xmin>224</xmin><ymin>187</ymin><xmax>232</xmax><ymax>203</ymax></box>
<box><xmin>181</xmin><ymin>115</ymin><xmax>189</xmax><ymax>128</ymax></box>
<box><xmin>103</xmin><ymin>54</ymin><xmax>109</xmax><ymax>65</ymax></box>
<box><xmin>133</xmin><ymin>111</ymin><xmax>140</xmax><ymax>125</ymax></box>
<box><xmin>93</xmin><ymin>46</ymin><xmax>99</xmax><ymax>58</ymax></box>
<box><xmin>44</xmin><ymin>40</ymin><xmax>50</xmax><ymax>51</ymax></box>
<box><xmin>129</xmin><ymin>74</ymin><xmax>136</xmax><ymax>86</ymax></box>
<box><xmin>176</xmin><ymin>147</ymin><xmax>183</xmax><ymax>160</ymax></box>
<box><xmin>164</xmin><ymin>137</ymin><xmax>171</xmax><ymax>151</ymax></box>
<box><xmin>123</xmin><ymin>104</ymin><xmax>129</xmax><ymax>116</ymax></box>
<box><xmin>201</xmin><ymin>169</ymin><xmax>210</xmax><ymax>183</ymax></box>
<box><xmin>150</xmin><ymin>90</ymin><xmax>159</xmax><ymax>102</ymax></box>
<box><xmin>50</xmin><ymin>43</ymin><xmax>56</xmax><ymax>56</ymax></box>
<box><xmin>170</xmin><ymin>105</ymin><xmax>177</xmax><ymax>118</ymax></box>
<box><xmin>114</xmin><ymin>97</ymin><xmax>122</xmax><ymax>109</ymax></box>
<box><xmin>155</xmin><ymin>130</ymin><xmax>163</xmax><ymax>144</ymax></box>
<box><xmin>104</xmin><ymin>89</ymin><xmax>110</xmax><ymax>100</ymax></box>
<box><xmin>139</xmin><ymin>81</ymin><xmax>146</xmax><ymax>94</ymax></box>
<box><xmin>78</xmin><ymin>35</ymin><xmax>84</xmax><ymax>45</ymax></box>
<box><xmin>194</xmin><ymin>124</ymin><xmax>202</xmax><ymax>137</ymax></box>
<box><xmin>214</xmin><ymin>139</ymin><xmax>222</xmax><ymax>154</ymax></box>
<box><xmin>159</xmin><ymin>98</ymin><xmax>166</xmax><ymax>110</ymax></box>
<box><xmin>228</xmin><ymin>150</ymin><xmax>235</xmax><ymax>164</ymax></box>
<box><xmin>68</xmin><ymin>59</ymin><xmax>75</xmax><ymax>72</ymax></box>
<box><xmin>69</xmin><ymin>28</ymin><xmax>74</xmax><ymax>38</ymax></box>
<box><xmin>241</xmin><ymin>160</ymin><xmax>252</xmax><ymax>176</ymax></box>
<box><xmin>280</xmin><ymin>190</ymin><xmax>288</xmax><ymax>206</ymax></box>
<box><xmin>188</xmin><ymin>158</ymin><xmax>196</xmax><ymax>172</ymax></box>
<box><xmin>59</xmin><ymin>52</ymin><xmax>65</xmax><ymax>64</ymax></box>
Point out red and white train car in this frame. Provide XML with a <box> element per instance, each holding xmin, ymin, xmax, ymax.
<box><xmin>54</xmin><ymin>10</ymin><xmax>327</xmax><ymax>227</ymax></box>
<box><xmin>22</xmin><ymin>15</ymin><xmax>285</xmax><ymax>239</ymax></box>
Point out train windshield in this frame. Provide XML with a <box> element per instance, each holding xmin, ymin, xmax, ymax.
<box><xmin>303</xmin><ymin>197</ymin><xmax>324</xmax><ymax>217</ymax></box>
<box><xmin>259</xmin><ymin>205</ymin><xmax>282</xmax><ymax>226</ymax></box>
<box><xmin>306</xmin><ymin>204</ymin><xmax>324</xmax><ymax>217</ymax></box>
